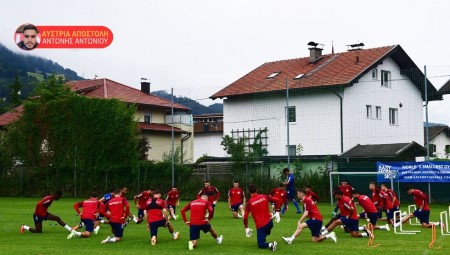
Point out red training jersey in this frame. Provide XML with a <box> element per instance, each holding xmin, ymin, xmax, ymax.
<box><xmin>357</xmin><ymin>194</ymin><xmax>378</xmax><ymax>213</ymax></box>
<box><xmin>74</xmin><ymin>197</ymin><xmax>101</xmax><ymax>220</ymax></box>
<box><xmin>34</xmin><ymin>195</ymin><xmax>57</xmax><ymax>218</ymax></box>
<box><xmin>305</xmin><ymin>190</ymin><xmax>320</xmax><ymax>203</ymax></box>
<box><xmin>244</xmin><ymin>194</ymin><xmax>281</xmax><ymax>229</ymax></box>
<box><xmin>338</xmin><ymin>185</ymin><xmax>354</xmax><ymax>198</ymax></box>
<box><xmin>181</xmin><ymin>198</ymin><xmax>213</xmax><ymax>225</ymax></box>
<box><xmin>412</xmin><ymin>189</ymin><xmax>429</xmax><ymax>210</ymax></box>
<box><xmin>270</xmin><ymin>187</ymin><xmax>287</xmax><ymax>205</ymax></box>
<box><xmin>228</xmin><ymin>187</ymin><xmax>245</xmax><ymax>206</ymax></box>
<box><xmin>371</xmin><ymin>190</ymin><xmax>384</xmax><ymax>209</ymax></box>
<box><xmin>337</xmin><ymin>195</ymin><xmax>358</xmax><ymax>220</ymax></box>
<box><xmin>101</xmin><ymin>196</ymin><xmax>130</xmax><ymax>224</ymax></box>
<box><xmin>197</xmin><ymin>186</ymin><xmax>220</xmax><ymax>203</ymax></box>
<box><xmin>166</xmin><ymin>190</ymin><xmax>179</xmax><ymax>206</ymax></box>
<box><xmin>146</xmin><ymin>197</ymin><xmax>167</xmax><ymax>223</ymax></box>
<box><xmin>303</xmin><ymin>196</ymin><xmax>322</xmax><ymax>221</ymax></box>
<box><xmin>386</xmin><ymin>188</ymin><xmax>400</xmax><ymax>207</ymax></box>
<box><xmin>135</xmin><ymin>191</ymin><xmax>151</xmax><ymax>210</ymax></box>
<box><xmin>379</xmin><ymin>190</ymin><xmax>393</xmax><ymax>210</ymax></box>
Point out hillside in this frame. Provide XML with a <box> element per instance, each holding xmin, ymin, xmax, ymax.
<box><xmin>0</xmin><ymin>43</ymin><xmax>83</xmax><ymax>112</ymax></box>
<box><xmin>152</xmin><ymin>90</ymin><xmax>223</xmax><ymax>115</ymax></box>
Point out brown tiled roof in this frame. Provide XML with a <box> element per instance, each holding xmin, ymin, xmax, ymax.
<box><xmin>138</xmin><ymin>122</ymin><xmax>187</xmax><ymax>133</ymax></box>
<box><xmin>425</xmin><ymin>125</ymin><xmax>450</xmax><ymax>141</ymax></box>
<box><xmin>68</xmin><ymin>79</ymin><xmax>190</xmax><ymax>111</ymax></box>
<box><xmin>340</xmin><ymin>142</ymin><xmax>426</xmax><ymax>158</ymax></box>
<box><xmin>0</xmin><ymin>105</ymin><xmax>23</xmax><ymax>126</ymax></box>
<box><xmin>211</xmin><ymin>45</ymin><xmax>441</xmax><ymax>101</ymax></box>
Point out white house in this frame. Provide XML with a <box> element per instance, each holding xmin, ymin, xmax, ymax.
<box><xmin>426</xmin><ymin>125</ymin><xmax>450</xmax><ymax>159</ymax></box>
<box><xmin>193</xmin><ymin>114</ymin><xmax>227</xmax><ymax>161</ymax></box>
<box><xmin>211</xmin><ymin>44</ymin><xmax>441</xmax><ymax>157</ymax></box>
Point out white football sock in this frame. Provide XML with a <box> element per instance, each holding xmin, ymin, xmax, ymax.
<box><xmin>64</xmin><ymin>225</ymin><xmax>72</xmax><ymax>231</ymax></box>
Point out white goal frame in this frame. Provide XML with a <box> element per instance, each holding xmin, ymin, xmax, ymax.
<box><xmin>329</xmin><ymin>171</ymin><xmax>395</xmax><ymax>205</ymax></box>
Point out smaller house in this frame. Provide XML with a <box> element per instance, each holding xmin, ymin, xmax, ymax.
<box><xmin>425</xmin><ymin>125</ymin><xmax>450</xmax><ymax>159</ymax></box>
<box><xmin>340</xmin><ymin>142</ymin><xmax>427</xmax><ymax>162</ymax></box>
<box><xmin>193</xmin><ymin>113</ymin><xmax>226</xmax><ymax>161</ymax></box>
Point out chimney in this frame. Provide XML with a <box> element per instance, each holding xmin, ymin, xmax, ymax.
<box><xmin>307</xmin><ymin>41</ymin><xmax>323</xmax><ymax>63</ymax></box>
<box><xmin>140</xmin><ymin>79</ymin><xmax>150</xmax><ymax>94</ymax></box>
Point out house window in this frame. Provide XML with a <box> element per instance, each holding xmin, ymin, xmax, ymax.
<box><xmin>372</xmin><ymin>69</ymin><xmax>378</xmax><ymax>80</ymax></box>
<box><xmin>267</xmin><ymin>72</ymin><xmax>281</xmax><ymax>79</ymax></box>
<box><xmin>366</xmin><ymin>105</ymin><xmax>372</xmax><ymax>118</ymax></box>
<box><xmin>445</xmin><ymin>145</ymin><xmax>450</xmax><ymax>154</ymax></box>
<box><xmin>389</xmin><ymin>108</ymin><xmax>398</xmax><ymax>125</ymax></box>
<box><xmin>375</xmin><ymin>106</ymin><xmax>381</xmax><ymax>119</ymax></box>
<box><xmin>144</xmin><ymin>114</ymin><xmax>151</xmax><ymax>123</ymax></box>
<box><xmin>428</xmin><ymin>144</ymin><xmax>436</xmax><ymax>153</ymax></box>
<box><xmin>287</xmin><ymin>145</ymin><xmax>296</xmax><ymax>156</ymax></box>
<box><xmin>381</xmin><ymin>70</ymin><xmax>391</xmax><ymax>87</ymax></box>
<box><xmin>286</xmin><ymin>106</ymin><xmax>296</xmax><ymax>123</ymax></box>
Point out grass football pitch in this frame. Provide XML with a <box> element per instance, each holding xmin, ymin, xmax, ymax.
<box><xmin>0</xmin><ymin>198</ymin><xmax>448</xmax><ymax>255</ymax></box>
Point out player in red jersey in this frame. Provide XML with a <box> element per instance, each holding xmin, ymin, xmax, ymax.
<box><xmin>378</xmin><ymin>188</ymin><xmax>395</xmax><ymax>224</ymax></box>
<box><xmin>282</xmin><ymin>189</ymin><xmax>337</xmax><ymax>244</ymax></box>
<box><xmin>351</xmin><ymin>190</ymin><xmax>389</xmax><ymax>231</ymax></box>
<box><xmin>322</xmin><ymin>190</ymin><xmax>373</xmax><ymax>238</ymax></box>
<box><xmin>166</xmin><ymin>186</ymin><xmax>180</xmax><ymax>220</ymax></box>
<box><xmin>181</xmin><ymin>195</ymin><xmax>223</xmax><ymax>250</ymax></box>
<box><xmin>121</xmin><ymin>187</ymin><xmax>139</xmax><ymax>224</ymax></box>
<box><xmin>197</xmin><ymin>180</ymin><xmax>220</xmax><ymax>218</ymax></box>
<box><xmin>369</xmin><ymin>182</ymin><xmax>384</xmax><ymax>219</ymax></box>
<box><xmin>20</xmin><ymin>190</ymin><xmax>74</xmax><ymax>234</ymax></box>
<box><xmin>305</xmin><ymin>185</ymin><xmax>320</xmax><ymax>204</ymax></box>
<box><xmin>243</xmin><ymin>184</ymin><xmax>282</xmax><ymax>251</ymax></box>
<box><xmin>146</xmin><ymin>190</ymin><xmax>179</xmax><ymax>245</ymax></box>
<box><xmin>394</xmin><ymin>187</ymin><xmax>440</xmax><ymax>228</ymax></box>
<box><xmin>99</xmin><ymin>189</ymin><xmax>130</xmax><ymax>243</ymax></box>
<box><xmin>134</xmin><ymin>189</ymin><xmax>152</xmax><ymax>224</ymax></box>
<box><xmin>228</xmin><ymin>181</ymin><xmax>246</xmax><ymax>218</ymax></box>
<box><xmin>332</xmin><ymin>180</ymin><xmax>354</xmax><ymax>215</ymax></box>
<box><xmin>380</xmin><ymin>184</ymin><xmax>400</xmax><ymax>212</ymax></box>
<box><xmin>270</xmin><ymin>183</ymin><xmax>288</xmax><ymax>214</ymax></box>
<box><xmin>67</xmin><ymin>192</ymin><xmax>102</xmax><ymax>239</ymax></box>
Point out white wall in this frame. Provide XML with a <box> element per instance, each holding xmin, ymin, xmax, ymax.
<box><xmin>223</xmin><ymin>57</ymin><xmax>425</xmax><ymax>156</ymax></box>
<box><xmin>194</xmin><ymin>133</ymin><xmax>227</xmax><ymax>161</ymax></box>
<box><xmin>430</xmin><ymin>132</ymin><xmax>450</xmax><ymax>159</ymax></box>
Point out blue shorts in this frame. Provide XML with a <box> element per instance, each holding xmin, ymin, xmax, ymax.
<box><xmin>286</xmin><ymin>190</ymin><xmax>295</xmax><ymax>200</ymax></box>
<box><xmin>168</xmin><ymin>205</ymin><xmax>176</xmax><ymax>213</ymax></box>
<box><xmin>385</xmin><ymin>209</ymin><xmax>394</xmax><ymax>220</ymax></box>
<box><xmin>33</xmin><ymin>213</ymin><xmax>48</xmax><ymax>224</ymax></box>
<box><xmin>231</xmin><ymin>203</ymin><xmax>242</xmax><ymax>212</ymax></box>
<box><xmin>137</xmin><ymin>208</ymin><xmax>145</xmax><ymax>218</ymax></box>
<box><xmin>367</xmin><ymin>212</ymin><xmax>378</xmax><ymax>225</ymax></box>
<box><xmin>82</xmin><ymin>219</ymin><xmax>94</xmax><ymax>232</ymax></box>
<box><xmin>306</xmin><ymin>218</ymin><xmax>322</xmax><ymax>237</ymax></box>
<box><xmin>149</xmin><ymin>219</ymin><xmax>166</xmax><ymax>237</ymax></box>
<box><xmin>257</xmin><ymin>220</ymin><xmax>273</xmax><ymax>249</ymax></box>
<box><xmin>110</xmin><ymin>222</ymin><xmax>124</xmax><ymax>238</ymax></box>
<box><xmin>190</xmin><ymin>224</ymin><xmax>211</xmax><ymax>241</ymax></box>
<box><xmin>392</xmin><ymin>206</ymin><xmax>399</xmax><ymax>212</ymax></box>
<box><xmin>340</xmin><ymin>217</ymin><xmax>359</xmax><ymax>232</ymax></box>
<box><xmin>413</xmin><ymin>209</ymin><xmax>430</xmax><ymax>224</ymax></box>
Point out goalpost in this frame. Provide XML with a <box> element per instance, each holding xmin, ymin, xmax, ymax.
<box><xmin>329</xmin><ymin>171</ymin><xmax>396</xmax><ymax>205</ymax></box>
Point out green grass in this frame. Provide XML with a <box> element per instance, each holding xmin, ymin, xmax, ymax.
<box><xmin>0</xmin><ymin>198</ymin><xmax>448</xmax><ymax>255</ymax></box>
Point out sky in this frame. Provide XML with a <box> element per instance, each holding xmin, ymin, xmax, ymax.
<box><xmin>1</xmin><ymin>0</ymin><xmax>449</xmax><ymax>124</ymax></box>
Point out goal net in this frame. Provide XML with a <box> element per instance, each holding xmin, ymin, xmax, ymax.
<box><xmin>329</xmin><ymin>171</ymin><xmax>397</xmax><ymax>205</ymax></box>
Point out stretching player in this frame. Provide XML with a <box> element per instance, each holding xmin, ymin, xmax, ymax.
<box><xmin>305</xmin><ymin>185</ymin><xmax>320</xmax><ymax>204</ymax></box>
<box><xmin>100</xmin><ymin>189</ymin><xmax>130</xmax><ymax>243</ymax></box>
<box><xmin>181</xmin><ymin>194</ymin><xmax>223</xmax><ymax>250</ymax></box>
<box><xmin>270</xmin><ymin>183</ymin><xmax>287</xmax><ymax>214</ymax></box>
<box><xmin>369</xmin><ymin>182</ymin><xmax>384</xmax><ymax>219</ymax></box>
<box><xmin>282</xmin><ymin>168</ymin><xmax>302</xmax><ymax>214</ymax></box>
<box><xmin>394</xmin><ymin>186</ymin><xmax>440</xmax><ymax>228</ymax></box>
<box><xmin>146</xmin><ymin>190</ymin><xmax>179</xmax><ymax>245</ymax></box>
<box><xmin>134</xmin><ymin>188</ymin><xmax>152</xmax><ymax>224</ymax></box>
<box><xmin>380</xmin><ymin>184</ymin><xmax>400</xmax><ymax>213</ymax></box>
<box><xmin>197</xmin><ymin>180</ymin><xmax>220</xmax><ymax>218</ymax></box>
<box><xmin>243</xmin><ymin>184</ymin><xmax>281</xmax><ymax>251</ymax></box>
<box><xmin>351</xmin><ymin>190</ymin><xmax>389</xmax><ymax>231</ymax></box>
<box><xmin>20</xmin><ymin>190</ymin><xmax>74</xmax><ymax>234</ymax></box>
<box><xmin>333</xmin><ymin>180</ymin><xmax>354</xmax><ymax>216</ymax></box>
<box><xmin>282</xmin><ymin>189</ymin><xmax>337</xmax><ymax>244</ymax></box>
<box><xmin>121</xmin><ymin>187</ymin><xmax>139</xmax><ymax>224</ymax></box>
<box><xmin>322</xmin><ymin>190</ymin><xmax>373</xmax><ymax>238</ymax></box>
<box><xmin>166</xmin><ymin>186</ymin><xmax>179</xmax><ymax>220</ymax></box>
<box><xmin>228</xmin><ymin>181</ymin><xmax>245</xmax><ymax>218</ymax></box>
<box><xmin>67</xmin><ymin>192</ymin><xmax>102</xmax><ymax>239</ymax></box>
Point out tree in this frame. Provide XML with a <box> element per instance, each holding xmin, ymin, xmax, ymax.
<box><xmin>8</xmin><ymin>74</ymin><xmax>22</xmax><ymax>109</ymax></box>
<box><xmin>1</xmin><ymin>76</ymin><xmax>139</xmax><ymax>195</ymax></box>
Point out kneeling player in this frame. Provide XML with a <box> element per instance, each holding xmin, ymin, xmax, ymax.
<box><xmin>100</xmin><ymin>189</ymin><xmax>130</xmax><ymax>243</ymax></box>
<box><xmin>146</xmin><ymin>190</ymin><xmax>179</xmax><ymax>245</ymax></box>
<box><xmin>228</xmin><ymin>181</ymin><xmax>245</xmax><ymax>218</ymax></box>
<box><xmin>67</xmin><ymin>192</ymin><xmax>101</xmax><ymax>239</ymax></box>
<box><xmin>282</xmin><ymin>189</ymin><xmax>336</xmax><ymax>244</ymax></box>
